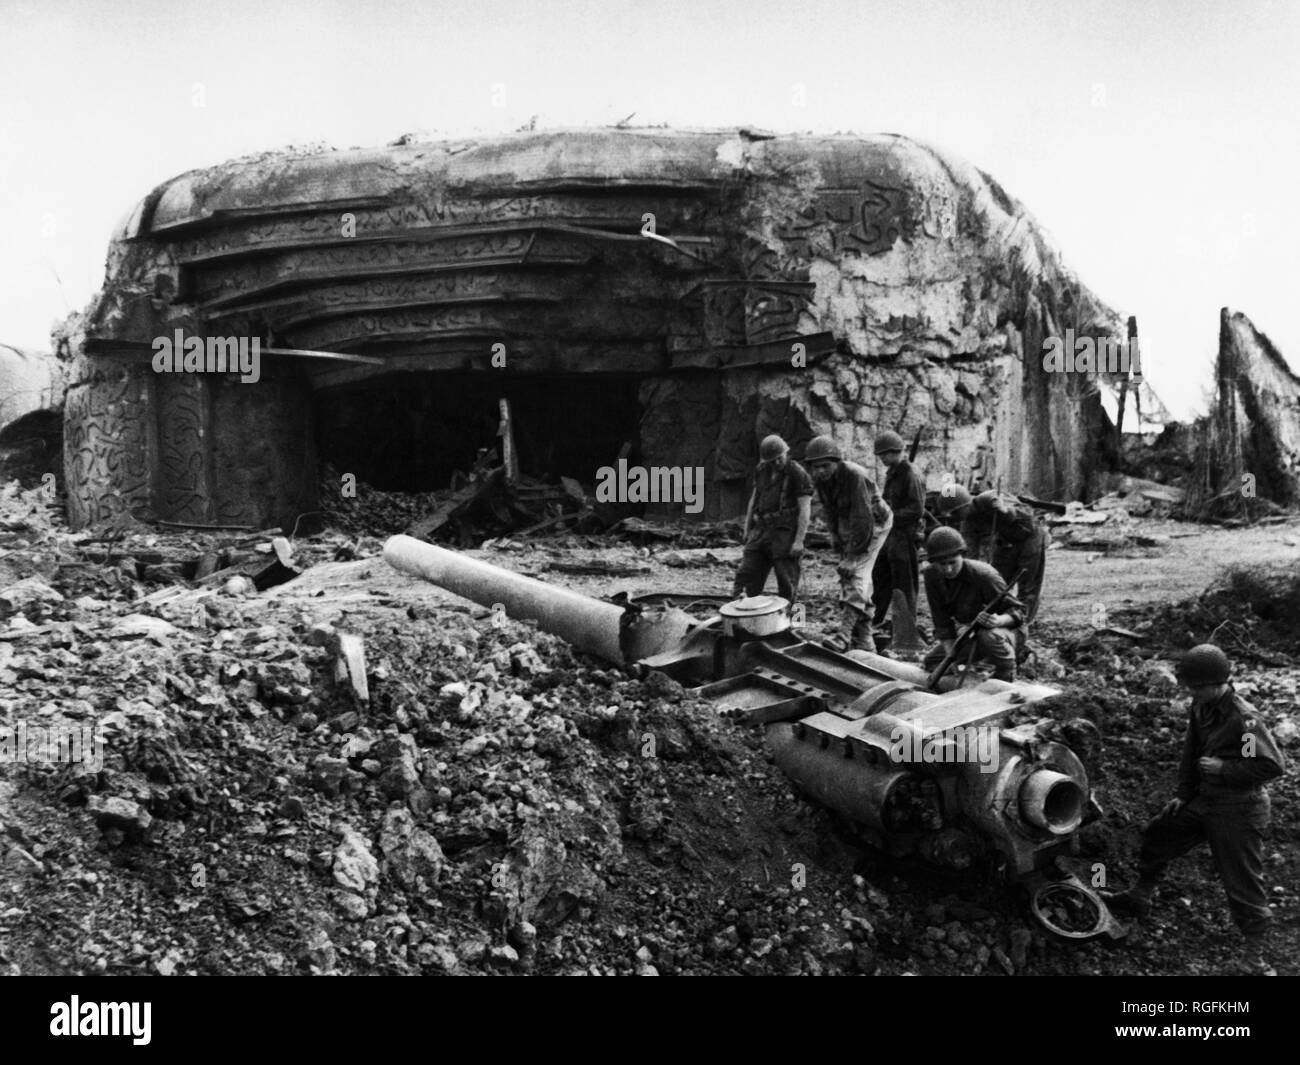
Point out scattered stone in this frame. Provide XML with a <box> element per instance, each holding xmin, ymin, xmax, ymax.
<box><xmin>377</xmin><ymin>805</ymin><xmax>445</xmax><ymax>889</ymax></box>
<box><xmin>489</xmin><ymin>944</ymin><xmax>520</xmax><ymax>966</ymax></box>
<box><xmin>332</xmin><ymin>824</ymin><xmax>379</xmax><ymax>895</ymax></box>
<box><xmin>108</xmin><ymin>614</ymin><xmax>178</xmax><ymax>640</ymax></box>
<box><xmin>86</xmin><ymin>795</ymin><xmax>152</xmax><ymax>841</ymax></box>
<box><xmin>0</xmin><ymin>577</ymin><xmax>64</xmax><ymax>616</ymax></box>
<box><xmin>302</xmin><ymin>929</ymin><xmax>336</xmax><ymax>971</ymax></box>
<box><xmin>1272</xmin><ymin>715</ymin><xmax>1299</xmax><ymax>747</ymax></box>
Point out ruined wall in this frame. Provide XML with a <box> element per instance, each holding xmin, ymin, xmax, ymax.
<box><xmin>1210</xmin><ymin>308</ymin><xmax>1300</xmax><ymax>506</ymax></box>
<box><xmin>62</xmin><ymin>129</ymin><xmax>1126</xmax><ymax>527</ymax></box>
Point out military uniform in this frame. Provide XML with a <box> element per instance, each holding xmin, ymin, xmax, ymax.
<box><xmin>815</xmin><ymin>461</ymin><xmax>892</xmax><ymax>650</ymax></box>
<box><xmin>920</xmin><ymin>558</ymin><xmax>1022</xmax><ymax>681</ymax></box>
<box><xmin>871</xmin><ymin>457</ymin><xmax>926</xmax><ymax>627</ymax></box>
<box><xmin>733</xmin><ymin>459</ymin><xmax>814</xmax><ymax>604</ymax></box>
<box><xmin>1137</xmin><ymin>688</ymin><xmax>1285</xmax><ymax>936</ymax></box>
<box><xmin>961</xmin><ymin>492</ymin><xmax>1048</xmax><ymax>624</ymax></box>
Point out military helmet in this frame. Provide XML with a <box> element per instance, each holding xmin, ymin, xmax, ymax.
<box><xmin>971</xmin><ymin>490</ymin><xmax>999</xmax><ymax>514</ymax></box>
<box><xmin>759</xmin><ymin>434</ymin><xmax>789</xmax><ymax>461</ymax></box>
<box><xmin>1175</xmin><ymin>644</ymin><xmax>1231</xmax><ymax>686</ymax></box>
<box><xmin>925</xmin><ymin>526</ymin><xmax>967</xmax><ymax>560</ymax></box>
<box><xmin>804</xmin><ymin>435</ymin><xmax>842</xmax><ymax>463</ymax></box>
<box><xmin>873</xmin><ymin>430</ymin><xmax>906</xmax><ymax>455</ymax></box>
<box><xmin>936</xmin><ymin>483</ymin><xmax>972</xmax><ymax>514</ymax></box>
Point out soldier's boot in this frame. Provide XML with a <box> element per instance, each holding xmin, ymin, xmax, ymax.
<box><xmin>848</xmin><ymin>609</ymin><xmax>876</xmax><ymax>654</ymax></box>
<box><xmin>1101</xmin><ymin>879</ymin><xmax>1155</xmax><ymax>918</ymax></box>
<box><xmin>824</xmin><ymin>608</ymin><xmax>871</xmax><ymax>654</ymax></box>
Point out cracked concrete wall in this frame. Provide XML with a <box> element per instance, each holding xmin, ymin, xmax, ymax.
<box><xmin>62</xmin><ymin>129</ymin><xmax>1126</xmax><ymax>526</ymax></box>
<box><xmin>639</xmin><ymin>133</ymin><xmax>1121</xmax><ymax>512</ymax></box>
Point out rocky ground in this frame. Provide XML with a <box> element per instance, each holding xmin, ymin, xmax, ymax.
<box><xmin>1</xmin><ymin>477</ymin><xmax>1298</xmax><ymax>977</ymax></box>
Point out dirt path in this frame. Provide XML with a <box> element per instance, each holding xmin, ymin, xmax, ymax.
<box><xmin>271</xmin><ymin>517</ymin><xmax>1300</xmax><ymax>642</ymax></box>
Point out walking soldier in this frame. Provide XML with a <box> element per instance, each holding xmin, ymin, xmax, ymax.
<box><xmin>1105</xmin><ymin>644</ymin><xmax>1286</xmax><ymax>976</ymax></box>
<box><xmin>804</xmin><ymin>435</ymin><xmax>892</xmax><ymax>653</ymax></box>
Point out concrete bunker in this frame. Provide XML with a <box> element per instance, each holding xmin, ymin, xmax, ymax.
<box><xmin>57</xmin><ymin>128</ymin><xmax>1136</xmax><ymax>531</ymax></box>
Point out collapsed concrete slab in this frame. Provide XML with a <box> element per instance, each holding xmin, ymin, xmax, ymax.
<box><xmin>57</xmin><ymin>128</ymin><xmax>1134</xmax><ymax>529</ymax></box>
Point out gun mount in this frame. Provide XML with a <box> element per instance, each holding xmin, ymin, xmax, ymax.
<box><xmin>384</xmin><ymin>535</ymin><xmax>1121</xmax><ymax>941</ymax></box>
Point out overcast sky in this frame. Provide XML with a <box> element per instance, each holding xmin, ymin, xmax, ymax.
<box><xmin>2</xmin><ymin>0</ymin><xmax>1295</xmax><ymax>419</ymax></box>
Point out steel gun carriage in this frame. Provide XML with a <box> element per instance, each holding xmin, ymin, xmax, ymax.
<box><xmin>384</xmin><ymin>535</ymin><xmax>1121</xmax><ymax>940</ymax></box>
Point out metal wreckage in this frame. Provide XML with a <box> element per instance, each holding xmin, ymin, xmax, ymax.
<box><xmin>385</xmin><ymin>535</ymin><xmax>1122</xmax><ymax>942</ymax></box>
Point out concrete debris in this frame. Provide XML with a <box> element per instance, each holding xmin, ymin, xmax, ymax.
<box><xmin>0</xmin><ymin>577</ymin><xmax>65</xmax><ymax>616</ymax></box>
<box><xmin>331</xmin><ymin>824</ymin><xmax>379</xmax><ymax>895</ymax></box>
<box><xmin>333</xmin><ymin>632</ymin><xmax>369</xmax><ymax>703</ymax></box>
<box><xmin>86</xmin><ymin>796</ymin><xmax>153</xmax><ymax>841</ymax></box>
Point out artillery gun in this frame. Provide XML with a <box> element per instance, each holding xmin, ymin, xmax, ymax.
<box><xmin>384</xmin><ymin>535</ymin><xmax>1122</xmax><ymax>941</ymax></box>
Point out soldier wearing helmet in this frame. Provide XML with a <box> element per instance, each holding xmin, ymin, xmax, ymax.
<box><xmin>936</xmin><ymin>486</ymin><xmax>1048</xmax><ymax>625</ymax></box>
<box><xmin>869</xmin><ymin>430</ymin><xmax>926</xmax><ymax>644</ymax></box>
<box><xmin>919</xmin><ymin>526</ymin><xmax>1022</xmax><ymax>682</ymax></box>
<box><xmin>732</xmin><ymin>434</ymin><xmax>814</xmax><ymax>605</ymax></box>
<box><xmin>1105</xmin><ymin>644</ymin><xmax>1286</xmax><ymax>975</ymax></box>
<box><xmin>803</xmin><ymin>434</ymin><xmax>893</xmax><ymax>653</ymax></box>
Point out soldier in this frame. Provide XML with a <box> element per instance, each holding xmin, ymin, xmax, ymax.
<box><xmin>936</xmin><ymin>486</ymin><xmax>1048</xmax><ymax>625</ymax></box>
<box><xmin>870</xmin><ymin>430</ymin><xmax>926</xmax><ymax>638</ymax></box>
<box><xmin>804</xmin><ymin>435</ymin><xmax>892</xmax><ymax>653</ymax></box>
<box><xmin>732</xmin><ymin>435</ymin><xmax>813</xmax><ymax>606</ymax></box>
<box><xmin>920</xmin><ymin>527</ymin><xmax>1022</xmax><ymax>682</ymax></box>
<box><xmin>1104</xmin><ymin>645</ymin><xmax>1286</xmax><ymax>976</ymax></box>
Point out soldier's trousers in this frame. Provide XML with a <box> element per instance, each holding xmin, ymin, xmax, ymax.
<box><xmin>1137</xmin><ymin>794</ymin><xmax>1272</xmax><ymax>936</ymax></box>
<box><xmin>871</xmin><ymin>531</ymin><xmax>919</xmax><ymax>627</ymax></box>
<box><xmin>991</xmin><ymin>526</ymin><xmax>1048</xmax><ymax>624</ymax></box>
<box><xmin>835</xmin><ymin>514</ymin><xmax>893</xmax><ymax>649</ymax></box>
<box><xmin>921</xmin><ymin>627</ymin><xmax>1018</xmax><ymax>682</ymax></box>
<box><xmin>734</xmin><ymin>543</ymin><xmax>801</xmax><ymax>605</ymax></box>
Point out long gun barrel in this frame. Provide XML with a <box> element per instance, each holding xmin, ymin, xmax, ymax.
<box><xmin>385</xmin><ymin>534</ymin><xmax>629</xmax><ymax>662</ymax></box>
<box><xmin>383</xmin><ymin>535</ymin><xmax>694</xmax><ymax>665</ymax></box>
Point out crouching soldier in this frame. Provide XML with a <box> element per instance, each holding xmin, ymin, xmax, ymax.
<box><xmin>1104</xmin><ymin>644</ymin><xmax>1286</xmax><ymax>976</ymax></box>
<box><xmin>920</xmin><ymin>527</ymin><xmax>1022</xmax><ymax>682</ymax></box>
<box><xmin>935</xmin><ymin>487</ymin><xmax>1048</xmax><ymax>625</ymax></box>
<box><xmin>733</xmin><ymin>434</ymin><xmax>813</xmax><ymax>605</ymax></box>
<box><xmin>804</xmin><ymin>435</ymin><xmax>892</xmax><ymax>653</ymax></box>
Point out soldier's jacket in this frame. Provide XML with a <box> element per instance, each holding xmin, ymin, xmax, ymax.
<box><xmin>1177</xmin><ymin>688</ymin><xmax>1286</xmax><ymax>803</ymax></box>
<box><xmin>961</xmin><ymin>492</ymin><xmax>1039</xmax><ymax>555</ymax></box>
<box><xmin>882</xmin><ymin>458</ymin><xmax>926</xmax><ymax>538</ymax></box>
<box><xmin>815</xmin><ymin>461</ymin><xmax>889</xmax><ymax>555</ymax></box>
<box><xmin>922</xmin><ymin>558</ymin><xmax>1024</xmax><ymax>641</ymax></box>
<box><xmin>745</xmin><ymin>459</ymin><xmax>814</xmax><ymax>548</ymax></box>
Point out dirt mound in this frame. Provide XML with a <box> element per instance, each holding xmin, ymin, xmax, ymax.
<box><xmin>1135</xmin><ymin>564</ymin><xmax>1300</xmax><ymax>666</ymax></box>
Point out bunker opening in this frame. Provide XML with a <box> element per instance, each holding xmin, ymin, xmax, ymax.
<box><xmin>312</xmin><ymin>372</ymin><xmax>645</xmax><ymax>493</ymax></box>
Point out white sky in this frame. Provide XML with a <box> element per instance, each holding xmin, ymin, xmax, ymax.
<box><xmin>1</xmin><ymin>0</ymin><xmax>1296</xmax><ymax>420</ymax></box>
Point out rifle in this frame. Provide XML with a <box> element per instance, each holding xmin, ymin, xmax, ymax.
<box><xmin>1016</xmin><ymin>494</ymin><xmax>1067</xmax><ymax>516</ymax></box>
<box><xmin>925</xmin><ymin>568</ymin><xmax>1025</xmax><ymax>690</ymax></box>
<box><xmin>908</xmin><ymin>426</ymin><xmax>923</xmax><ymax>463</ymax></box>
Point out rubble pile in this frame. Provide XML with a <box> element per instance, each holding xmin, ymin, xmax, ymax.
<box><xmin>1</xmin><ymin>478</ymin><xmax>1297</xmax><ymax>976</ymax></box>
